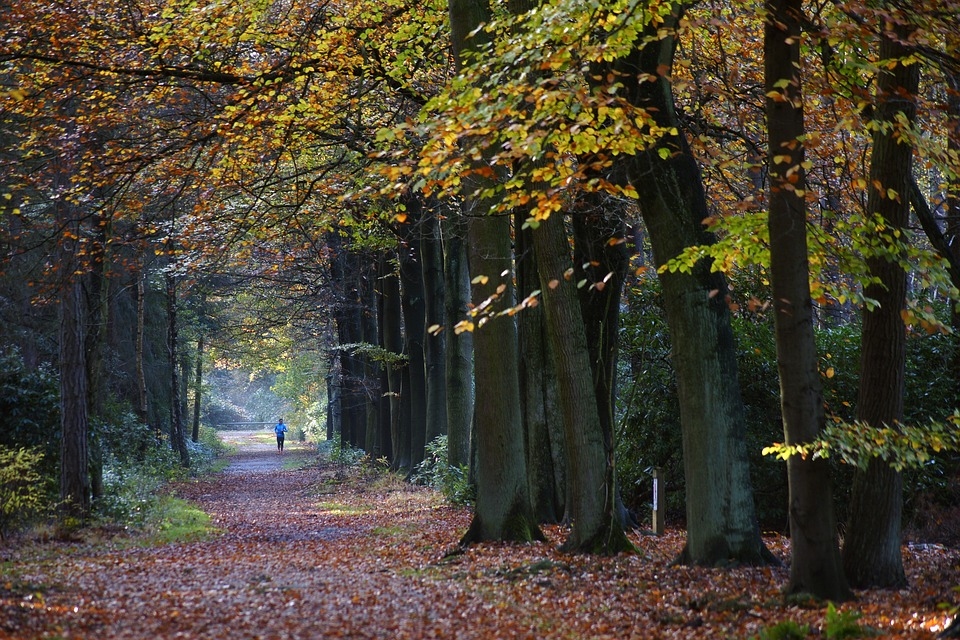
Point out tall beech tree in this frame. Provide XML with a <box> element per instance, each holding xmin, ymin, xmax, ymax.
<box><xmin>764</xmin><ymin>0</ymin><xmax>850</xmax><ymax>600</ymax></box>
<box><xmin>450</xmin><ymin>0</ymin><xmax>542</xmax><ymax>544</ymax></box>
<box><xmin>842</xmin><ymin>23</ymin><xmax>920</xmax><ymax>590</ymax></box>
<box><xmin>617</xmin><ymin>7</ymin><xmax>771</xmax><ymax>566</ymax></box>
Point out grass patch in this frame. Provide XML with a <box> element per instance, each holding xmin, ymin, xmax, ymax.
<box><xmin>318</xmin><ymin>501</ymin><xmax>370</xmax><ymax>516</ymax></box>
<box><xmin>136</xmin><ymin>495</ymin><xmax>218</xmax><ymax>546</ymax></box>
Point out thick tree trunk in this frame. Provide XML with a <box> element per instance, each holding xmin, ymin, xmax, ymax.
<box><xmin>442</xmin><ymin>210</ymin><xmax>474</xmax><ymax>469</ymax></box>
<box><xmin>421</xmin><ymin>204</ymin><xmax>448</xmax><ymax>446</ymax></box>
<box><xmin>532</xmin><ymin>212</ymin><xmax>632</xmax><ymax>554</ymax></box>
<box><xmin>620</xmin><ymin>15</ymin><xmax>770</xmax><ymax>566</ymax></box>
<box><xmin>765</xmin><ymin>0</ymin><xmax>850</xmax><ymax>600</ymax></box>
<box><xmin>166</xmin><ymin>273</ymin><xmax>190</xmax><ymax>468</ymax></box>
<box><xmin>450</xmin><ymin>0</ymin><xmax>540</xmax><ymax>543</ymax></box>
<box><xmin>571</xmin><ymin>196</ymin><xmax>636</xmax><ymax>529</ymax></box>
<box><xmin>842</xmin><ymin>28</ymin><xmax>918</xmax><ymax>590</ymax></box>
<box><xmin>461</xmin><ymin>213</ymin><xmax>543</xmax><ymax>543</ymax></box>
<box><xmin>516</xmin><ymin>217</ymin><xmax>565</xmax><ymax>524</ymax></box>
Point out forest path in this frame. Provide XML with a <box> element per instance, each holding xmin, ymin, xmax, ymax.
<box><xmin>2</xmin><ymin>435</ymin><xmax>956</xmax><ymax>638</ymax></box>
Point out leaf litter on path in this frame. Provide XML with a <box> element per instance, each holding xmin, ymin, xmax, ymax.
<box><xmin>1</xmin><ymin>444</ymin><xmax>958</xmax><ymax>639</ymax></box>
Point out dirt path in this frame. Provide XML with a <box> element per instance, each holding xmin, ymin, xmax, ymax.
<box><xmin>2</xmin><ymin>434</ymin><xmax>956</xmax><ymax>639</ymax></box>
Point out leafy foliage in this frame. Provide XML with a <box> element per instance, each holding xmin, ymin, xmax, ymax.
<box><xmin>0</xmin><ymin>446</ymin><xmax>49</xmax><ymax>540</ymax></box>
<box><xmin>762</xmin><ymin>414</ymin><xmax>960</xmax><ymax>473</ymax></box>
<box><xmin>411</xmin><ymin>435</ymin><xmax>474</xmax><ymax>506</ymax></box>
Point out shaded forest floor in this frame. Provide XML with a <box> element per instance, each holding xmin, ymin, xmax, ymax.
<box><xmin>2</xmin><ymin>434</ymin><xmax>959</xmax><ymax>639</ymax></box>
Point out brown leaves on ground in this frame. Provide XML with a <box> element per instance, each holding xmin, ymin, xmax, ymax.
<box><xmin>2</xmin><ymin>447</ymin><xmax>958</xmax><ymax>639</ymax></box>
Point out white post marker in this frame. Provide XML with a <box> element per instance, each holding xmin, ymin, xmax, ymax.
<box><xmin>652</xmin><ymin>467</ymin><xmax>665</xmax><ymax>536</ymax></box>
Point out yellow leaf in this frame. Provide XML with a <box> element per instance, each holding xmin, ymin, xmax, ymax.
<box><xmin>825</xmin><ymin>367</ymin><xmax>835</xmax><ymax>378</ymax></box>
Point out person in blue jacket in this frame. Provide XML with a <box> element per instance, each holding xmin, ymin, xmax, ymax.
<box><xmin>274</xmin><ymin>418</ymin><xmax>288</xmax><ymax>453</ymax></box>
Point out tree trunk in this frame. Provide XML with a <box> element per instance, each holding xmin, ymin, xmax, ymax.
<box><xmin>60</xmin><ymin>273</ymin><xmax>90</xmax><ymax>523</ymax></box>
<box><xmin>134</xmin><ymin>252</ymin><xmax>151</xmax><ymax>437</ymax></box>
<box><xmin>380</xmin><ymin>252</ymin><xmax>403</xmax><ymax>466</ymax></box>
<box><xmin>442</xmin><ymin>210</ymin><xmax>474</xmax><ymax>470</ymax></box>
<box><xmin>620</xmin><ymin>12</ymin><xmax>770</xmax><ymax>566</ymax></box>
<box><xmin>360</xmin><ymin>259</ymin><xmax>381</xmax><ymax>456</ymax></box>
<box><xmin>945</xmin><ymin>36</ymin><xmax>960</xmax><ymax>407</ymax></box>
<box><xmin>532</xmin><ymin>211</ymin><xmax>632</xmax><ymax>553</ymax></box>
<box><xmin>842</xmin><ymin>28</ymin><xmax>918</xmax><ymax>590</ymax></box>
<box><xmin>516</xmin><ymin>216</ymin><xmax>564</xmax><ymax>524</ymax></box>
<box><xmin>571</xmin><ymin>195</ymin><xmax>636</xmax><ymax>529</ymax></box>
<box><xmin>460</xmin><ymin>212</ymin><xmax>543</xmax><ymax>543</ymax></box>
<box><xmin>84</xmin><ymin>210</ymin><xmax>110</xmax><ymax>502</ymax></box>
<box><xmin>166</xmin><ymin>273</ymin><xmax>190</xmax><ymax>468</ymax></box>
<box><xmin>192</xmin><ymin>333</ymin><xmax>203</xmax><ymax>443</ymax></box>
<box><xmin>765</xmin><ymin>0</ymin><xmax>850</xmax><ymax>600</ymax></box>
<box><xmin>421</xmin><ymin>204</ymin><xmax>448</xmax><ymax>447</ymax></box>
<box><xmin>398</xmin><ymin>213</ymin><xmax>427</xmax><ymax>468</ymax></box>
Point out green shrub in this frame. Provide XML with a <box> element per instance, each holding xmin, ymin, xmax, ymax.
<box><xmin>824</xmin><ymin>602</ymin><xmax>874</xmax><ymax>639</ymax></box>
<box><xmin>754</xmin><ymin>619</ymin><xmax>810</xmax><ymax>640</ymax></box>
<box><xmin>0</xmin><ymin>446</ymin><xmax>50</xmax><ymax>540</ymax></box>
<box><xmin>412</xmin><ymin>435</ymin><xmax>475</xmax><ymax>506</ymax></box>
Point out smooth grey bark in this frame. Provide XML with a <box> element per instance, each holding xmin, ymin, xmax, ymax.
<box><xmin>531</xmin><ymin>211</ymin><xmax>632</xmax><ymax>553</ymax></box>
<box><xmin>442</xmin><ymin>210</ymin><xmax>474</xmax><ymax>470</ymax></box>
<box><xmin>842</xmin><ymin>28</ymin><xmax>918</xmax><ymax>590</ymax></box>
<box><xmin>618</xmin><ymin>9</ymin><xmax>770</xmax><ymax>566</ymax></box>
<box><xmin>765</xmin><ymin>0</ymin><xmax>850</xmax><ymax>600</ymax></box>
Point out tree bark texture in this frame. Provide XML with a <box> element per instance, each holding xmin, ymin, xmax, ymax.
<box><xmin>620</xmin><ymin>17</ymin><xmax>770</xmax><ymax>566</ymax></box>
<box><xmin>398</xmin><ymin>216</ymin><xmax>427</xmax><ymax>468</ymax></box>
<box><xmin>379</xmin><ymin>253</ymin><xmax>403</xmax><ymax>466</ymax></box>
<box><xmin>532</xmin><ymin>212</ymin><xmax>632</xmax><ymax>554</ymax></box>
<box><xmin>421</xmin><ymin>204</ymin><xmax>448</xmax><ymax>446</ymax></box>
<box><xmin>442</xmin><ymin>210</ymin><xmax>474</xmax><ymax>470</ymax></box>
<box><xmin>360</xmin><ymin>261</ymin><xmax>381</xmax><ymax>456</ymax></box>
<box><xmin>59</xmin><ymin>275</ymin><xmax>90</xmax><ymax>522</ymax></box>
<box><xmin>192</xmin><ymin>333</ymin><xmax>203</xmax><ymax>443</ymax></box>
<box><xmin>516</xmin><ymin>217</ymin><xmax>565</xmax><ymax>524</ymax></box>
<box><xmin>765</xmin><ymin>0</ymin><xmax>850</xmax><ymax>600</ymax></box>
<box><xmin>842</xmin><ymin>28</ymin><xmax>919</xmax><ymax>590</ymax></box>
<box><xmin>166</xmin><ymin>273</ymin><xmax>190</xmax><ymax>468</ymax></box>
<box><xmin>460</xmin><ymin>212</ymin><xmax>543</xmax><ymax>544</ymax></box>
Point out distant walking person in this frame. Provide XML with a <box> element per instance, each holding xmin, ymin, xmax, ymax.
<box><xmin>274</xmin><ymin>418</ymin><xmax>288</xmax><ymax>453</ymax></box>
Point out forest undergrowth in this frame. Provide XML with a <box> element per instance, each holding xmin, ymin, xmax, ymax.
<box><xmin>1</xmin><ymin>440</ymin><xmax>958</xmax><ymax>639</ymax></box>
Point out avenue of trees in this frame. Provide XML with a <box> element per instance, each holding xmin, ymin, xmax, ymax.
<box><xmin>2</xmin><ymin>0</ymin><xmax>960</xmax><ymax>600</ymax></box>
